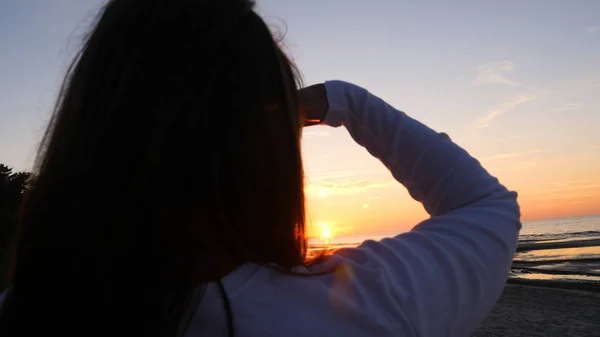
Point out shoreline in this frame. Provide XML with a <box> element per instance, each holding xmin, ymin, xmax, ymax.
<box><xmin>506</xmin><ymin>278</ymin><xmax>600</xmax><ymax>293</ymax></box>
<box><xmin>473</xmin><ymin>283</ymin><xmax>600</xmax><ymax>336</ymax></box>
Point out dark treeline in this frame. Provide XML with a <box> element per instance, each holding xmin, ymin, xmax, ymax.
<box><xmin>0</xmin><ymin>164</ymin><xmax>31</xmax><ymax>290</ymax></box>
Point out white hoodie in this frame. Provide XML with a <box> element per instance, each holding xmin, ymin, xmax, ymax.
<box><xmin>182</xmin><ymin>81</ymin><xmax>521</xmax><ymax>337</ymax></box>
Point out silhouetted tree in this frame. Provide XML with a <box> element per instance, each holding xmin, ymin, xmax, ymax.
<box><xmin>0</xmin><ymin>164</ymin><xmax>31</xmax><ymax>289</ymax></box>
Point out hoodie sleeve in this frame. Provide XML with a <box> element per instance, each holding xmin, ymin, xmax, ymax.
<box><xmin>322</xmin><ymin>80</ymin><xmax>521</xmax><ymax>336</ymax></box>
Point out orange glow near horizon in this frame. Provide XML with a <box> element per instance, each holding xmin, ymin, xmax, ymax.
<box><xmin>309</xmin><ymin>220</ymin><xmax>336</xmax><ymax>241</ymax></box>
<box><xmin>302</xmin><ymin>126</ymin><xmax>600</xmax><ymax>237</ymax></box>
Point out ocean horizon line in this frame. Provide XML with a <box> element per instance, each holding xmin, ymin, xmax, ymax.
<box><xmin>308</xmin><ymin>214</ymin><xmax>600</xmax><ymax>240</ymax></box>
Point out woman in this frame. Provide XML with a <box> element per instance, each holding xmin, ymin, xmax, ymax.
<box><xmin>0</xmin><ymin>0</ymin><xmax>521</xmax><ymax>336</ymax></box>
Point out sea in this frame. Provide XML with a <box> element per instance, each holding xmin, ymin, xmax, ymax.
<box><xmin>309</xmin><ymin>214</ymin><xmax>600</xmax><ymax>288</ymax></box>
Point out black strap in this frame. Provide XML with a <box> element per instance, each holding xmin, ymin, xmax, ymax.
<box><xmin>216</xmin><ymin>280</ymin><xmax>234</xmax><ymax>337</ymax></box>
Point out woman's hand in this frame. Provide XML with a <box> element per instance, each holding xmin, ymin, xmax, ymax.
<box><xmin>299</xmin><ymin>83</ymin><xmax>329</xmax><ymax>126</ymax></box>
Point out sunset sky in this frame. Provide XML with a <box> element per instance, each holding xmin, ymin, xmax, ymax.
<box><xmin>1</xmin><ymin>1</ymin><xmax>599</xmax><ymax>237</ymax></box>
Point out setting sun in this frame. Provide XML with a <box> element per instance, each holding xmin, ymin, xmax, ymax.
<box><xmin>321</xmin><ymin>229</ymin><xmax>331</xmax><ymax>239</ymax></box>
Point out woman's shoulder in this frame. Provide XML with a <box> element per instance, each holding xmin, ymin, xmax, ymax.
<box><xmin>189</xmin><ymin>259</ymin><xmax>411</xmax><ymax>337</ymax></box>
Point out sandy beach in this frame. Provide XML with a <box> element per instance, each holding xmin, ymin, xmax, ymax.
<box><xmin>472</xmin><ymin>284</ymin><xmax>600</xmax><ymax>337</ymax></box>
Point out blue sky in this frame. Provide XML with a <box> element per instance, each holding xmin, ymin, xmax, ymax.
<box><xmin>1</xmin><ymin>0</ymin><xmax>599</xmax><ymax>231</ymax></box>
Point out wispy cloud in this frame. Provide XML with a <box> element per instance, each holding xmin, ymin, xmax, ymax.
<box><xmin>306</xmin><ymin>169</ymin><xmax>383</xmax><ymax>182</ymax></box>
<box><xmin>497</xmin><ymin>134</ymin><xmax>530</xmax><ymax>142</ymax></box>
<box><xmin>480</xmin><ymin>149</ymin><xmax>544</xmax><ymax>161</ymax></box>
<box><xmin>528</xmin><ymin>191</ymin><xmax>600</xmax><ymax>202</ymax></box>
<box><xmin>303</xmin><ymin>130</ymin><xmax>330</xmax><ymax>138</ymax></box>
<box><xmin>322</xmin><ymin>179</ymin><xmax>394</xmax><ymax>190</ymax></box>
<box><xmin>305</xmin><ymin>179</ymin><xmax>395</xmax><ymax>197</ymax></box>
<box><xmin>551</xmin><ymin>103</ymin><xmax>583</xmax><ymax>113</ymax></box>
<box><xmin>536</xmin><ymin>180</ymin><xmax>596</xmax><ymax>189</ymax></box>
<box><xmin>323</xmin><ymin>180</ymin><xmax>373</xmax><ymax>189</ymax></box>
<box><xmin>586</xmin><ymin>25</ymin><xmax>600</xmax><ymax>34</ymax></box>
<box><xmin>527</xmin><ymin>179</ymin><xmax>600</xmax><ymax>200</ymax></box>
<box><xmin>473</xmin><ymin>60</ymin><xmax>518</xmax><ymax>86</ymax></box>
<box><xmin>469</xmin><ymin>94</ymin><xmax>539</xmax><ymax>128</ymax></box>
<box><xmin>511</xmin><ymin>157</ymin><xmax>545</xmax><ymax>173</ymax></box>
